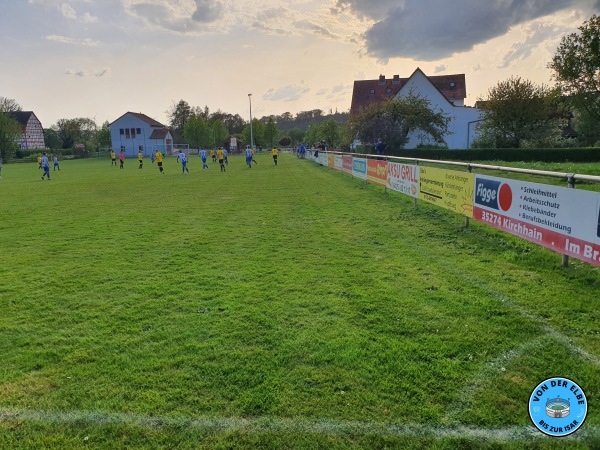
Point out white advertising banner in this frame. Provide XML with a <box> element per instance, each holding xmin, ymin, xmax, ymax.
<box><xmin>473</xmin><ymin>174</ymin><xmax>600</xmax><ymax>266</ymax></box>
<box><xmin>387</xmin><ymin>162</ymin><xmax>419</xmax><ymax>198</ymax></box>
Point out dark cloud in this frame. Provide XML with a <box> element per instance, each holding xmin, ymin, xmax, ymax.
<box><xmin>338</xmin><ymin>0</ymin><xmax>599</xmax><ymax>60</ymax></box>
<box><xmin>191</xmin><ymin>0</ymin><xmax>223</xmax><ymax>23</ymax></box>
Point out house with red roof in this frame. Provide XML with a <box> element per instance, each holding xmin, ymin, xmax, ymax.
<box><xmin>350</xmin><ymin>68</ymin><xmax>481</xmax><ymax>149</ymax></box>
<box><xmin>109</xmin><ymin>112</ymin><xmax>173</xmax><ymax>157</ymax></box>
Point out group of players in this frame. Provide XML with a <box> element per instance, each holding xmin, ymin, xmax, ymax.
<box><xmin>38</xmin><ymin>152</ymin><xmax>60</xmax><ymax>180</ymax></box>
<box><xmin>109</xmin><ymin>146</ymin><xmax>280</xmax><ymax>174</ymax></box>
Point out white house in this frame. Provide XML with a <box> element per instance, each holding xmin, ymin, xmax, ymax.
<box><xmin>109</xmin><ymin>112</ymin><xmax>173</xmax><ymax>157</ymax></box>
<box><xmin>350</xmin><ymin>68</ymin><xmax>482</xmax><ymax>149</ymax></box>
<box><xmin>395</xmin><ymin>68</ymin><xmax>481</xmax><ymax>149</ymax></box>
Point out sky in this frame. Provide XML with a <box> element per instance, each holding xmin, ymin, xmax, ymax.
<box><xmin>1</xmin><ymin>0</ymin><xmax>599</xmax><ymax>128</ymax></box>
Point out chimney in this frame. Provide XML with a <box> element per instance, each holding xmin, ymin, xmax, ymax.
<box><xmin>378</xmin><ymin>74</ymin><xmax>386</xmax><ymax>85</ymax></box>
<box><xmin>392</xmin><ymin>74</ymin><xmax>400</xmax><ymax>85</ymax></box>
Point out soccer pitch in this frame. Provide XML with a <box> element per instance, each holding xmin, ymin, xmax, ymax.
<box><xmin>0</xmin><ymin>153</ymin><xmax>598</xmax><ymax>449</ymax></box>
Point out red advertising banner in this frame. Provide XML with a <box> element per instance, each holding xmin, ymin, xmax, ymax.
<box><xmin>367</xmin><ymin>159</ymin><xmax>388</xmax><ymax>186</ymax></box>
<box><xmin>342</xmin><ymin>155</ymin><xmax>353</xmax><ymax>174</ymax></box>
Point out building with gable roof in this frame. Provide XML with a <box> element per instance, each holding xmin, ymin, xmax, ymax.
<box><xmin>350</xmin><ymin>68</ymin><xmax>481</xmax><ymax>149</ymax></box>
<box><xmin>109</xmin><ymin>112</ymin><xmax>173</xmax><ymax>157</ymax></box>
<box><xmin>8</xmin><ymin>111</ymin><xmax>45</xmax><ymax>150</ymax></box>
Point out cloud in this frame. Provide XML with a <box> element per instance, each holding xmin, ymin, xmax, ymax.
<box><xmin>61</xmin><ymin>3</ymin><xmax>77</xmax><ymax>19</ymax></box>
<box><xmin>337</xmin><ymin>0</ymin><xmax>600</xmax><ymax>60</ymax></box>
<box><xmin>293</xmin><ymin>19</ymin><xmax>337</xmax><ymax>39</ymax></box>
<box><xmin>82</xmin><ymin>12</ymin><xmax>98</xmax><ymax>23</ymax></box>
<box><xmin>263</xmin><ymin>83</ymin><xmax>311</xmax><ymax>102</ymax></box>
<box><xmin>498</xmin><ymin>21</ymin><xmax>563</xmax><ymax>68</ymax></box>
<box><xmin>46</xmin><ymin>34</ymin><xmax>98</xmax><ymax>46</ymax></box>
<box><xmin>123</xmin><ymin>0</ymin><xmax>226</xmax><ymax>32</ymax></box>
<box><xmin>65</xmin><ymin>67</ymin><xmax>110</xmax><ymax>77</ymax></box>
<box><xmin>434</xmin><ymin>65</ymin><xmax>447</xmax><ymax>73</ymax></box>
<box><xmin>191</xmin><ymin>0</ymin><xmax>223</xmax><ymax>23</ymax></box>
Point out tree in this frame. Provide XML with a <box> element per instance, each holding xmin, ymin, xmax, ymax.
<box><xmin>167</xmin><ymin>100</ymin><xmax>192</xmax><ymax>143</ymax></box>
<box><xmin>477</xmin><ymin>77</ymin><xmax>567</xmax><ymax>148</ymax></box>
<box><xmin>53</xmin><ymin>117</ymin><xmax>98</xmax><ymax>150</ymax></box>
<box><xmin>43</xmin><ymin>128</ymin><xmax>61</xmax><ymax>150</ymax></box>
<box><xmin>0</xmin><ymin>113</ymin><xmax>20</xmax><ymax>161</ymax></box>
<box><xmin>97</xmin><ymin>121</ymin><xmax>112</xmax><ymax>149</ymax></box>
<box><xmin>243</xmin><ymin>119</ymin><xmax>265</xmax><ymax>149</ymax></box>
<box><xmin>549</xmin><ymin>15</ymin><xmax>600</xmax><ymax>124</ymax></box>
<box><xmin>320</xmin><ymin>119</ymin><xmax>341</xmax><ymax>148</ymax></box>
<box><xmin>287</xmin><ymin>128</ymin><xmax>305</xmax><ymax>144</ymax></box>
<box><xmin>348</xmin><ymin>92</ymin><xmax>450</xmax><ymax>151</ymax></box>
<box><xmin>0</xmin><ymin>97</ymin><xmax>21</xmax><ymax>113</ymax></box>
<box><xmin>184</xmin><ymin>115</ymin><xmax>211</xmax><ymax>149</ymax></box>
<box><xmin>210</xmin><ymin>119</ymin><xmax>228</xmax><ymax>148</ymax></box>
<box><xmin>263</xmin><ymin>117</ymin><xmax>278</xmax><ymax>148</ymax></box>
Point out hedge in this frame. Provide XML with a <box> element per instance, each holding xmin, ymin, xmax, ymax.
<box><xmin>381</xmin><ymin>148</ymin><xmax>600</xmax><ymax>163</ymax></box>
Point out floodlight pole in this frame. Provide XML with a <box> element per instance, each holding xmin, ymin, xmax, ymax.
<box><xmin>248</xmin><ymin>93</ymin><xmax>254</xmax><ymax>151</ymax></box>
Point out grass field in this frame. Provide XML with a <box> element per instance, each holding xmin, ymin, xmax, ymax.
<box><xmin>0</xmin><ymin>153</ymin><xmax>599</xmax><ymax>449</ymax></box>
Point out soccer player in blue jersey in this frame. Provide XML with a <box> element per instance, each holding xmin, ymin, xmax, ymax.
<box><xmin>245</xmin><ymin>146</ymin><xmax>253</xmax><ymax>168</ymax></box>
<box><xmin>199</xmin><ymin>149</ymin><xmax>209</xmax><ymax>169</ymax></box>
<box><xmin>223</xmin><ymin>148</ymin><xmax>229</xmax><ymax>166</ymax></box>
<box><xmin>177</xmin><ymin>151</ymin><xmax>190</xmax><ymax>174</ymax></box>
<box><xmin>41</xmin><ymin>152</ymin><xmax>51</xmax><ymax>180</ymax></box>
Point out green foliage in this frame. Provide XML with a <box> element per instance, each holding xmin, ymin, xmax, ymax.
<box><xmin>348</xmin><ymin>92</ymin><xmax>450</xmax><ymax>150</ymax></box>
<box><xmin>263</xmin><ymin>117</ymin><xmax>278</xmax><ymax>148</ymax></box>
<box><xmin>184</xmin><ymin>115</ymin><xmax>211</xmax><ymax>148</ymax></box>
<box><xmin>210</xmin><ymin>119</ymin><xmax>229</xmax><ymax>148</ymax></box>
<box><xmin>549</xmin><ymin>14</ymin><xmax>600</xmax><ymax>124</ymax></box>
<box><xmin>97</xmin><ymin>121</ymin><xmax>112</xmax><ymax>149</ymax></box>
<box><xmin>0</xmin><ymin>113</ymin><xmax>20</xmax><ymax>161</ymax></box>
<box><xmin>477</xmin><ymin>76</ymin><xmax>568</xmax><ymax>148</ymax></box>
<box><xmin>243</xmin><ymin>119</ymin><xmax>266</xmax><ymax>149</ymax></box>
<box><xmin>168</xmin><ymin>99</ymin><xmax>192</xmax><ymax>144</ymax></box>
<box><xmin>278</xmin><ymin>136</ymin><xmax>291</xmax><ymax>146</ymax></box>
<box><xmin>287</xmin><ymin>127</ymin><xmax>305</xmax><ymax>145</ymax></box>
<box><xmin>52</xmin><ymin>117</ymin><xmax>97</xmax><ymax>150</ymax></box>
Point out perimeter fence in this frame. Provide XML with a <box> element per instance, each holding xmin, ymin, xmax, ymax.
<box><xmin>306</xmin><ymin>151</ymin><xmax>600</xmax><ymax>268</ymax></box>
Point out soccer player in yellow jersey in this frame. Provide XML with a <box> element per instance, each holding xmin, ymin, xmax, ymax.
<box><xmin>111</xmin><ymin>150</ymin><xmax>117</xmax><ymax>166</ymax></box>
<box><xmin>217</xmin><ymin>147</ymin><xmax>225</xmax><ymax>172</ymax></box>
<box><xmin>37</xmin><ymin>155</ymin><xmax>42</xmax><ymax>169</ymax></box>
<box><xmin>210</xmin><ymin>149</ymin><xmax>216</xmax><ymax>162</ymax></box>
<box><xmin>138</xmin><ymin>150</ymin><xmax>143</xmax><ymax>169</ymax></box>
<box><xmin>155</xmin><ymin>150</ymin><xmax>164</xmax><ymax>174</ymax></box>
<box><xmin>272</xmin><ymin>147</ymin><xmax>279</xmax><ymax>166</ymax></box>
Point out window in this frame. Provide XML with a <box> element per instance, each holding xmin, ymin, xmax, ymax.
<box><xmin>449</xmin><ymin>82</ymin><xmax>455</xmax><ymax>88</ymax></box>
<box><xmin>125</xmin><ymin>129</ymin><xmax>130</xmax><ymax>138</ymax></box>
<box><xmin>120</xmin><ymin>128</ymin><xmax>124</xmax><ymax>135</ymax></box>
<box><xmin>137</xmin><ymin>128</ymin><xmax>141</xmax><ymax>134</ymax></box>
<box><xmin>120</xmin><ymin>146</ymin><xmax>125</xmax><ymax>152</ymax></box>
<box><xmin>386</xmin><ymin>88</ymin><xmax>392</xmax><ymax>93</ymax></box>
<box><xmin>131</xmin><ymin>128</ymin><xmax>136</xmax><ymax>138</ymax></box>
<box><xmin>370</xmin><ymin>89</ymin><xmax>375</xmax><ymax>94</ymax></box>
<box><xmin>139</xmin><ymin>145</ymin><xmax>143</xmax><ymax>152</ymax></box>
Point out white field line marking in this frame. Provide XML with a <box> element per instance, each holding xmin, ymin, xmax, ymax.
<box><xmin>449</xmin><ymin>268</ymin><xmax>600</xmax><ymax>367</ymax></box>
<box><xmin>405</xmin><ymin>237</ymin><xmax>600</xmax><ymax>367</ymax></box>
<box><xmin>0</xmin><ymin>408</ymin><xmax>598</xmax><ymax>441</ymax></box>
<box><xmin>444</xmin><ymin>336</ymin><xmax>547</xmax><ymax>422</ymax></box>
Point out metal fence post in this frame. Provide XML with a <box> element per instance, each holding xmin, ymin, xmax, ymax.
<box><xmin>562</xmin><ymin>175</ymin><xmax>575</xmax><ymax>268</ymax></box>
<box><xmin>414</xmin><ymin>160</ymin><xmax>419</xmax><ymax>208</ymax></box>
<box><xmin>465</xmin><ymin>164</ymin><xmax>472</xmax><ymax>228</ymax></box>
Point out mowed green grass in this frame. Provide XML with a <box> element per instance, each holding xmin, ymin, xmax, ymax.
<box><xmin>0</xmin><ymin>153</ymin><xmax>599</xmax><ymax>449</ymax></box>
